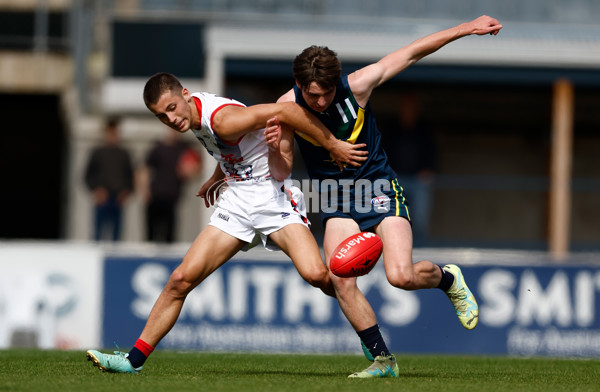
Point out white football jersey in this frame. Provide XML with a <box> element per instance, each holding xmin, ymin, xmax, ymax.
<box><xmin>190</xmin><ymin>92</ymin><xmax>270</xmax><ymax>180</ymax></box>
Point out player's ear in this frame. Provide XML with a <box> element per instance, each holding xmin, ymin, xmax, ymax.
<box><xmin>182</xmin><ymin>88</ymin><xmax>191</xmax><ymax>101</ymax></box>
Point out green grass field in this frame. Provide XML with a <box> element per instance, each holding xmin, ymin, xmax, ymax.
<box><xmin>1</xmin><ymin>350</ymin><xmax>599</xmax><ymax>392</ymax></box>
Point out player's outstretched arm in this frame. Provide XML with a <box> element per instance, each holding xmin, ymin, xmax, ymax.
<box><xmin>350</xmin><ymin>15</ymin><xmax>502</xmax><ymax>103</ymax></box>
<box><xmin>212</xmin><ymin>102</ymin><xmax>367</xmax><ymax>170</ymax></box>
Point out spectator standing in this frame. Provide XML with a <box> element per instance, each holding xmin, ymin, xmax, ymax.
<box><xmin>84</xmin><ymin>118</ymin><xmax>133</xmax><ymax>241</ymax></box>
<box><xmin>142</xmin><ymin>129</ymin><xmax>202</xmax><ymax>243</ymax></box>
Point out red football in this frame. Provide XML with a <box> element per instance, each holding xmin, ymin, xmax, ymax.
<box><xmin>329</xmin><ymin>232</ymin><xmax>383</xmax><ymax>278</ymax></box>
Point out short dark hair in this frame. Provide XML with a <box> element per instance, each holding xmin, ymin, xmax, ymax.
<box><xmin>106</xmin><ymin>117</ymin><xmax>120</xmax><ymax>130</ymax></box>
<box><xmin>143</xmin><ymin>72</ymin><xmax>184</xmax><ymax>107</ymax></box>
<box><xmin>293</xmin><ymin>46</ymin><xmax>341</xmax><ymax>91</ymax></box>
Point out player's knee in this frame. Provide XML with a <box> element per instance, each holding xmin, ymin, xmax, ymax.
<box><xmin>165</xmin><ymin>269</ymin><xmax>194</xmax><ymax>298</ymax></box>
<box><xmin>302</xmin><ymin>266</ymin><xmax>329</xmax><ymax>288</ymax></box>
<box><xmin>329</xmin><ymin>272</ymin><xmax>357</xmax><ymax>293</ymax></box>
<box><xmin>386</xmin><ymin>271</ymin><xmax>416</xmax><ymax>290</ymax></box>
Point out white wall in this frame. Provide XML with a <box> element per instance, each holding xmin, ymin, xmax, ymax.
<box><xmin>0</xmin><ymin>242</ymin><xmax>103</xmax><ymax>349</ymax></box>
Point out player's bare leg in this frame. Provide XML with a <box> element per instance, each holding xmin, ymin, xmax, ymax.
<box><xmin>269</xmin><ymin>223</ymin><xmax>335</xmax><ymax>297</ymax></box>
<box><xmin>324</xmin><ymin>218</ymin><xmax>398</xmax><ymax>377</ymax></box>
<box><xmin>375</xmin><ymin>216</ymin><xmax>478</xmax><ymax>329</ymax></box>
<box><xmin>139</xmin><ymin>226</ymin><xmax>246</xmax><ymax>346</ymax></box>
<box><xmin>374</xmin><ymin>216</ymin><xmax>441</xmax><ymax>290</ymax></box>
<box><xmin>323</xmin><ymin>218</ymin><xmax>377</xmax><ymax>331</ymax></box>
<box><xmin>87</xmin><ymin>226</ymin><xmax>246</xmax><ymax>374</ymax></box>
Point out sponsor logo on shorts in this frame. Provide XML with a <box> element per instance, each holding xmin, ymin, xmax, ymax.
<box><xmin>281</xmin><ymin>212</ymin><xmax>290</xmax><ymax>219</ymax></box>
<box><xmin>371</xmin><ymin>195</ymin><xmax>391</xmax><ymax>213</ymax></box>
<box><xmin>217</xmin><ymin>213</ymin><xmax>230</xmax><ymax>222</ymax></box>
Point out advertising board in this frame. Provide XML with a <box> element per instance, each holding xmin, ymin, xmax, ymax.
<box><xmin>102</xmin><ymin>250</ymin><xmax>600</xmax><ymax>356</ymax></box>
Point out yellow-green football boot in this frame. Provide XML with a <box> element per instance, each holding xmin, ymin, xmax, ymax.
<box><xmin>443</xmin><ymin>264</ymin><xmax>479</xmax><ymax>329</ymax></box>
<box><xmin>348</xmin><ymin>353</ymin><xmax>399</xmax><ymax>378</ymax></box>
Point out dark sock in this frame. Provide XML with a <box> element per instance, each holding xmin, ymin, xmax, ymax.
<box><xmin>128</xmin><ymin>339</ymin><xmax>154</xmax><ymax>368</ymax></box>
<box><xmin>358</xmin><ymin>324</ymin><xmax>391</xmax><ymax>358</ymax></box>
<box><xmin>437</xmin><ymin>265</ymin><xmax>454</xmax><ymax>291</ymax></box>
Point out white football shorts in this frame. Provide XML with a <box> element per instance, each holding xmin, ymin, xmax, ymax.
<box><xmin>208</xmin><ymin>178</ymin><xmax>310</xmax><ymax>251</ymax></box>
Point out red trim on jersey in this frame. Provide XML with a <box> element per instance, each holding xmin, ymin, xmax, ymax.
<box><xmin>211</xmin><ymin>103</ymin><xmax>246</xmax><ymax>145</ymax></box>
<box><xmin>192</xmin><ymin>96</ymin><xmax>203</xmax><ymax>123</ymax></box>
